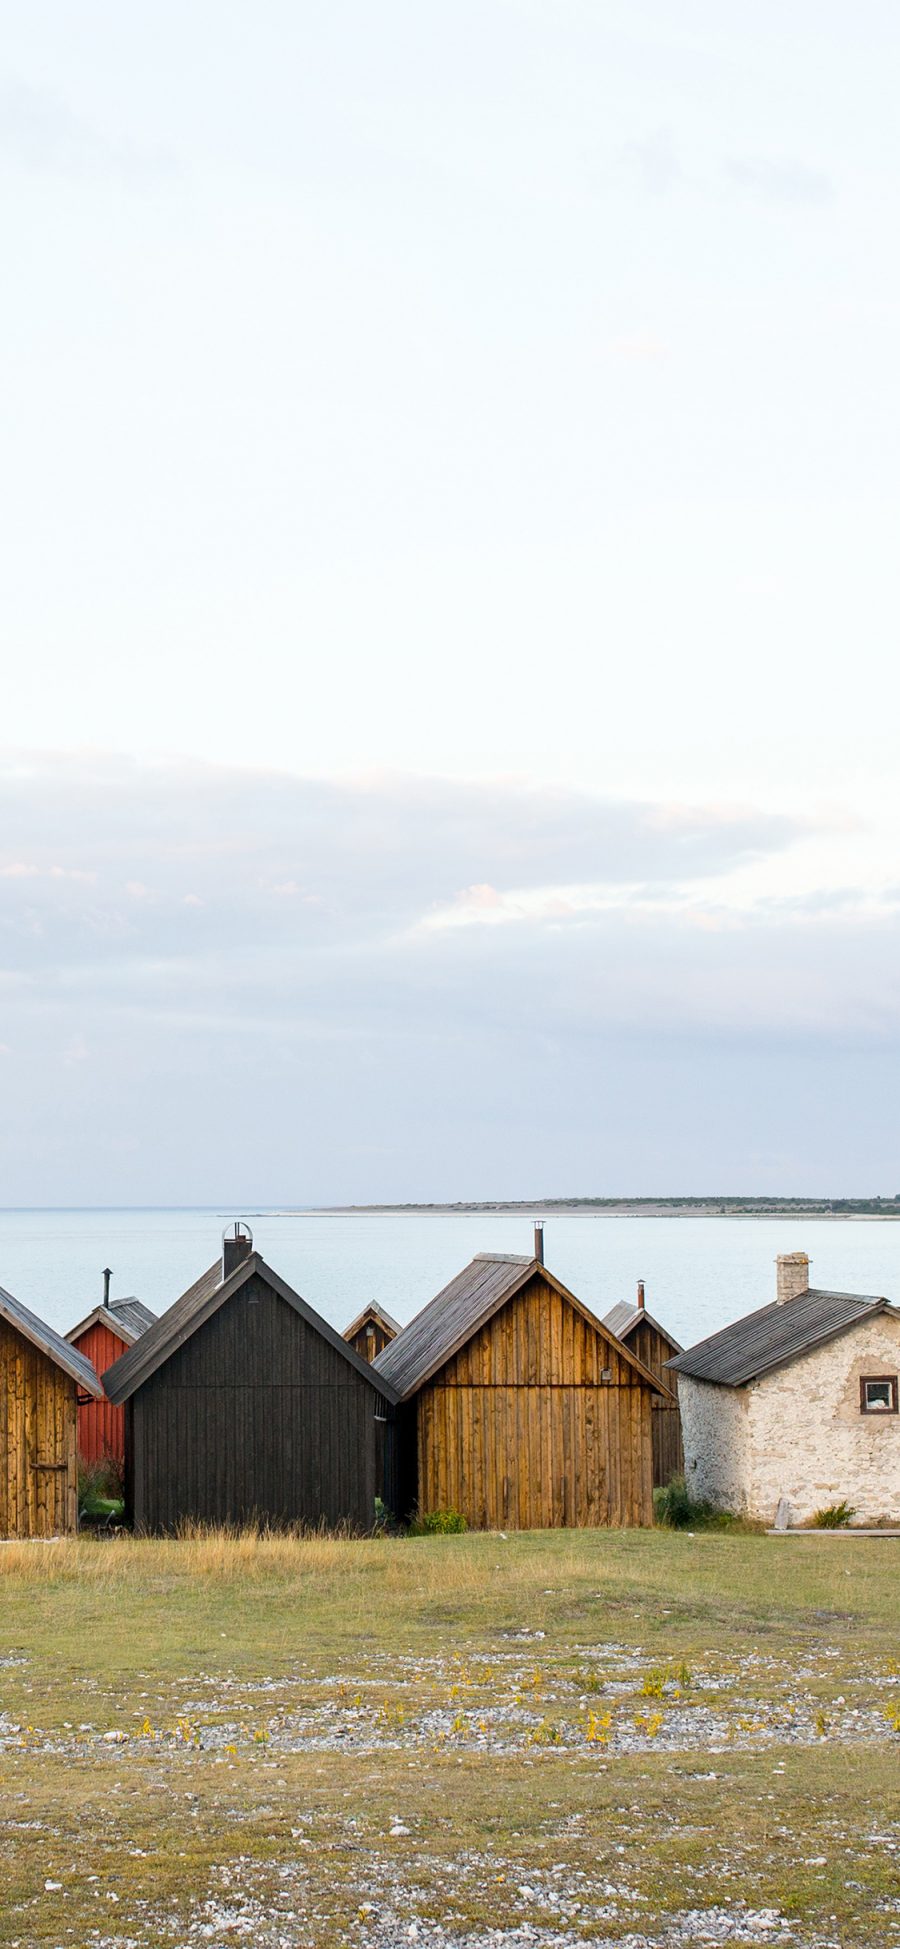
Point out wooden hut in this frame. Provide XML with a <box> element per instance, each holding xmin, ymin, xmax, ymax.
<box><xmin>374</xmin><ymin>1234</ymin><xmax>671</xmax><ymax>1529</ymax></box>
<box><xmin>344</xmin><ymin>1302</ymin><xmax>400</xmax><ymax>1364</ymax></box>
<box><xmin>103</xmin><ymin>1225</ymin><xmax>399</xmax><ymax>1533</ymax></box>
<box><xmin>603</xmin><ymin>1283</ymin><xmax>684</xmax><ymax>1489</ymax></box>
<box><xmin>0</xmin><ymin>1284</ymin><xmax>103</xmax><ymax>1537</ymax></box>
<box><xmin>66</xmin><ymin>1294</ymin><xmax>156</xmax><ymax>1473</ymax></box>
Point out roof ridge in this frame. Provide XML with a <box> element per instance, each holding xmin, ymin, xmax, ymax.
<box><xmin>670</xmin><ymin>1287</ymin><xmax>888</xmax><ymax>1388</ymax></box>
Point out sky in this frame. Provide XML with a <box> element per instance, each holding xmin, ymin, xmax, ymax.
<box><xmin>2</xmin><ymin>2</ymin><xmax>899</xmax><ymax>1203</ymax></box>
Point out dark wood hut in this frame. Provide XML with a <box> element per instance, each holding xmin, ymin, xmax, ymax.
<box><xmin>103</xmin><ymin>1226</ymin><xmax>399</xmax><ymax>1533</ymax></box>
<box><xmin>374</xmin><ymin>1236</ymin><xmax>671</xmax><ymax>1529</ymax></box>
<box><xmin>603</xmin><ymin>1283</ymin><xmax>684</xmax><ymax>1489</ymax></box>
<box><xmin>343</xmin><ymin>1302</ymin><xmax>400</xmax><ymax>1364</ymax></box>
<box><xmin>0</xmin><ymin>1285</ymin><xmax>103</xmax><ymax>1537</ymax></box>
<box><xmin>66</xmin><ymin>1295</ymin><xmax>156</xmax><ymax>1472</ymax></box>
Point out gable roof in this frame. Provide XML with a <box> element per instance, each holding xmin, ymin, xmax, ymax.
<box><xmin>0</xmin><ymin>1285</ymin><xmax>103</xmax><ymax>1397</ymax></box>
<box><xmin>668</xmin><ymin>1288</ymin><xmax>897</xmax><ymax>1388</ymax></box>
<box><xmin>344</xmin><ymin>1301</ymin><xmax>402</xmax><ymax>1343</ymax></box>
<box><xmin>603</xmin><ymin>1300</ymin><xmax>683</xmax><ymax>1355</ymax></box>
<box><xmin>111</xmin><ymin>1298</ymin><xmax>157</xmax><ymax>1335</ymax></box>
<box><xmin>66</xmin><ymin>1299</ymin><xmax>156</xmax><ymax>1350</ymax></box>
<box><xmin>103</xmin><ymin>1252</ymin><xmax>401</xmax><ymax>1406</ymax></box>
<box><xmin>373</xmin><ymin>1253</ymin><xmax>671</xmax><ymax>1401</ymax></box>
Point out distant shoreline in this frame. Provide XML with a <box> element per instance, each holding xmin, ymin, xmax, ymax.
<box><xmin>308</xmin><ymin>1199</ymin><xmax>900</xmax><ymax>1222</ymax></box>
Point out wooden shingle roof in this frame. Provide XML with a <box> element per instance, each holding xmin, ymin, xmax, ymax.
<box><xmin>603</xmin><ymin>1300</ymin><xmax>683</xmax><ymax>1354</ymax></box>
<box><xmin>667</xmin><ymin>1288</ymin><xmax>896</xmax><ymax>1388</ymax></box>
<box><xmin>373</xmin><ymin>1253</ymin><xmax>672</xmax><ymax>1402</ymax></box>
<box><xmin>343</xmin><ymin>1301</ymin><xmax>402</xmax><ymax>1343</ymax></box>
<box><xmin>67</xmin><ymin>1299</ymin><xmax>157</xmax><ymax>1349</ymax></box>
<box><xmin>110</xmin><ymin>1298</ymin><xmax>157</xmax><ymax>1335</ymax></box>
<box><xmin>0</xmin><ymin>1285</ymin><xmax>103</xmax><ymax>1397</ymax></box>
<box><xmin>103</xmin><ymin>1252</ymin><xmax>401</xmax><ymax>1406</ymax></box>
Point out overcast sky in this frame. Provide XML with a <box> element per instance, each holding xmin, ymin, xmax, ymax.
<box><xmin>2</xmin><ymin>3</ymin><xmax>899</xmax><ymax>1203</ymax></box>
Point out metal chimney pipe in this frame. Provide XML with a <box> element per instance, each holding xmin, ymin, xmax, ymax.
<box><xmin>637</xmin><ymin>1280</ymin><xmax>645</xmax><ymax>1310</ymax></box>
<box><xmin>103</xmin><ymin>1267</ymin><xmax>112</xmax><ymax>1307</ymax></box>
<box><xmin>533</xmin><ymin>1221</ymin><xmax>544</xmax><ymax>1265</ymax></box>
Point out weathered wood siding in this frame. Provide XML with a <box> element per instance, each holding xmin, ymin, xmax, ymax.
<box><xmin>0</xmin><ymin>1318</ymin><xmax>78</xmax><ymax>1537</ymax></box>
<box><xmin>71</xmin><ymin>1320</ymin><xmax>129</xmax><ymax>1468</ymax></box>
<box><xmin>416</xmin><ymin>1274</ymin><xmax>654</xmax><ymax>1528</ymax></box>
<box><xmin>623</xmin><ymin>1317</ymin><xmax>684</xmax><ymax>1489</ymax></box>
<box><xmin>128</xmin><ymin>1272</ymin><xmax>383</xmax><ymax>1533</ymax></box>
<box><xmin>347</xmin><ymin>1317</ymin><xmax>395</xmax><ymax>1362</ymax></box>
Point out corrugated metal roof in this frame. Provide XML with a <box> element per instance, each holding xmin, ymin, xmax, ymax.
<box><xmin>0</xmin><ymin>1285</ymin><xmax>103</xmax><ymax>1397</ymax></box>
<box><xmin>343</xmin><ymin>1301</ymin><xmax>401</xmax><ymax>1342</ymax></box>
<box><xmin>667</xmin><ymin>1288</ymin><xmax>891</xmax><ymax>1387</ymax></box>
<box><xmin>373</xmin><ymin>1253</ymin><xmax>671</xmax><ymax>1401</ymax></box>
<box><xmin>103</xmin><ymin>1254</ymin><xmax>401</xmax><ymax>1406</ymax></box>
<box><xmin>602</xmin><ymin>1301</ymin><xmax>683</xmax><ymax>1355</ymax></box>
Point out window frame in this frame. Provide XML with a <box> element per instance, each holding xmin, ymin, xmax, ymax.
<box><xmin>859</xmin><ymin>1374</ymin><xmax>899</xmax><ymax>1415</ymax></box>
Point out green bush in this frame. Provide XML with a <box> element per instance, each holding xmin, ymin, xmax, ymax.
<box><xmin>410</xmin><ymin>1508</ymin><xmax>468</xmax><ymax>1535</ymax></box>
<box><xmin>809</xmin><ymin>1501</ymin><xmax>855</xmax><ymax>1529</ymax></box>
<box><xmin>653</xmin><ymin>1474</ymin><xmax>739</xmax><ymax>1531</ymax></box>
<box><xmin>78</xmin><ymin>1455</ymin><xmax>124</xmax><ymax>1523</ymax></box>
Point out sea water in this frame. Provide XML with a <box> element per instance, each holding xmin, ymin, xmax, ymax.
<box><xmin>2</xmin><ymin>1206</ymin><xmax>900</xmax><ymax>1348</ymax></box>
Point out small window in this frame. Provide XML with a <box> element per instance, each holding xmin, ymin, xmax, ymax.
<box><xmin>860</xmin><ymin>1375</ymin><xmax>898</xmax><ymax>1414</ymax></box>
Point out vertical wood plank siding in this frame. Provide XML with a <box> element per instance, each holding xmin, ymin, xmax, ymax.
<box><xmin>70</xmin><ymin>1320</ymin><xmax>129</xmax><ymax>1467</ymax></box>
<box><xmin>623</xmin><ymin>1318</ymin><xmax>684</xmax><ymax>1488</ymax></box>
<box><xmin>129</xmin><ymin>1273</ymin><xmax>381</xmax><ymax>1533</ymax></box>
<box><xmin>416</xmin><ymin>1274</ymin><xmax>654</xmax><ymax>1528</ymax></box>
<box><xmin>346</xmin><ymin>1318</ymin><xmax>395</xmax><ymax>1362</ymax></box>
<box><xmin>0</xmin><ymin>1318</ymin><xmax>78</xmax><ymax>1537</ymax></box>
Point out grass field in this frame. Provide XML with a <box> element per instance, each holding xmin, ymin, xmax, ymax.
<box><xmin>0</xmin><ymin>1529</ymin><xmax>898</xmax><ymax>1947</ymax></box>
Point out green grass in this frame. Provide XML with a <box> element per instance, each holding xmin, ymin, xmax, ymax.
<box><xmin>0</xmin><ymin>1529</ymin><xmax>898</xmax><ymax>1945</ymax></box>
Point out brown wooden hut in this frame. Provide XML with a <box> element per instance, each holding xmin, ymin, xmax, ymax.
<box><xmin>604</xmin><ymin>1283</ymin><xmax>684</xmax><ymax>1488</ymax></box>
<box><xmin>344</xmin><ymin>1302</ymin><xmax>400</xmax><ymax>1364</ymax></box>
<box><xmin>0</xmin><ymin>1284</ymin><xmax>103</xmax><ymax>1537</ymax></box>
<box><xmin>374</xmin><ymin>1238</ymin><xmax>671</xmax><ymax>1529</ymax></box>
<box><xmin>103</xmin><ymin>1226</ymin><xmax>399</xmax><ymax>1534</ymax></box>
<box><xmin>66</xmin><ymin>1294</ymin><xmax>156</xmax><ymax>1472</ymax></box>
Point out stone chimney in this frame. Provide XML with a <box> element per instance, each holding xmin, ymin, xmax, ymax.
<box><xmin>776</xmin><ymin>1252</ymin><xmax>810</xmax><ymax>1305</ymax></box>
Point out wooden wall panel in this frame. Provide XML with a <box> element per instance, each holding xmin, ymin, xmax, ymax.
<box><xmin>415</xmin><ymin>1275</ymin><xmax>654</xmax><ymax>1530</ymax></box>
<box><xmin>624</xmin><ymin>1317</ymin><xmax>684</xmax><ymax>1488</ymax></box>
<box><xmin>130</xmin><ymin>1273</ymin><xmax>381</xmax><ymax>1534</ymax></box>
<box><xmin>0</xmin><ymin>1319</ymin><xmax>77</xmax><ymax>1537</ymax></box>
<box><xmin>346</xmin><ymin>1318</ymin><xmax>395</xmax><ymax>1362</ymax></box>
<box><xmin>71</xmin><ymin>1320</ymin><xmax>129</xmax><ymax>1468</ymax></box>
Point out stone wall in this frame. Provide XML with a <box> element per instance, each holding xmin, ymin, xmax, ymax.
<box><xmin>746</xmin><ymin>1313</ymin><xmax>900</xmax><ymax>1525</ymax></box>
<box><xmin>679</xmin><ymin>1375</ymin><xmax>750</xmax><ymax>1512</ymax></box>
<box><xmin>679</xmin><ymin>1314</ymin><xmax>900</xmax><ymax>1526</ymax></box>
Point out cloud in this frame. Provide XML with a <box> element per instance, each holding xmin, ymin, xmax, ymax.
<box><xmin>622</xmin><ymin>129</ymin><xmax>682</xmax><ymax>197</ymax></box>
<box><xmin>0</xmin><ymin>76</ymin><xmax>178</xmax><ymax>185</ymax></box>
<box><xmin>0</xmin><ymin>750</ymin><xmax>892</xmax><ymax>1203</ymax></box>
<box><xmin>724</xmin><ymin>155</ymin><xmax>835</xmax><ymax>207</ymax></box>
<box><xmin>0</xmin><ymin>751</ymin><xmax>801</xmax><ymax>962</ymax></box>
<box><xmin>608</xmin><ymin>333</ymin><xmax>669</xmax><ymax>364</ymax></box>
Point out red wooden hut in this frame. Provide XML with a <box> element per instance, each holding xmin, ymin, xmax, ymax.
<box><xmin>66</xmin><ymin>1292</ymin><xmax>156</xmax><ymax>1471</ymax></box>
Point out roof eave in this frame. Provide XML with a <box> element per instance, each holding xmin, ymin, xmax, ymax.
<box><xmin>616</xmin><ymin>1308</ymin><xmax>684</xmax><ymax>1357</ymax></box>
<box><xmin>104</xmin><ymin>1253</ymin><xmax>402</xmax><ymax>1408</ymax></box>
<box><xmin>66</xmin><ymin>1305</ymin><xmax>138</xmax><ymax>1349</ymax></box>
<box><xmin>382</xmin><ymin>1259</ymin><xmax>673</xmax><ymax>1401</ymax></box>
<box><xmin>670</xmin><ymin>1299</ymin><xmax>890</xmax><ymax>1388</ymax></box>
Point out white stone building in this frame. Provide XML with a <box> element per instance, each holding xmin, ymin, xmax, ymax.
<box><xmin>668</xmin><ymin>1253</ymin><xmax>900</xmax><ymax>1526</ymax></box>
